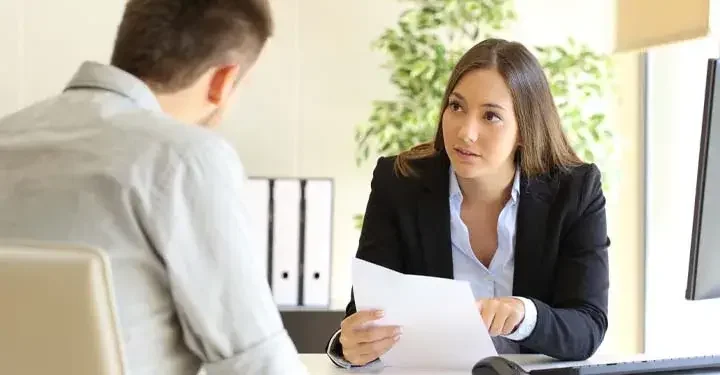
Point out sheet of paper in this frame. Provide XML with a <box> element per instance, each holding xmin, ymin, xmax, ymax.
<box><xmin>351</xmin><ymin>258</ymin><xmax>497</xmax><ymax>370</ymax></box>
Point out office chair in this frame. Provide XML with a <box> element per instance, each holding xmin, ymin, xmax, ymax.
<box><xmin>0</xmin><ymin>240</ymin><xmax>126</xmax><ymax>375</ymax></box>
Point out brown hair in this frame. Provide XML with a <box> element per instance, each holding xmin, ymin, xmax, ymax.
<box><xmin>395</xmin><ymin>38</ymin><xmax>582</xmax><ymax>177</ymax></box>
<box><xmin>110</xmin><ymin>0</ymin><xmax>273</xmax><ymax>93</ymax></box>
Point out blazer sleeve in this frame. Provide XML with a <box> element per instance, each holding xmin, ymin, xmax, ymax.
<box><xmin>343</xmin><ymin>156</ymin><xmax>405</xmax><ymax>317</ymax></box>
<box><xmin>519</xmin><ymin>164</ymin><xmax>610</xmax><ymax>361</ymax></box>
<box><xmin>326</xmin><ymin>157</ymin><xmax>405</xmax><ymax>357</ymax></box>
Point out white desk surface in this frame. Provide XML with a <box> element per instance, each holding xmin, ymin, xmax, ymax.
<box><xmin>301</xmin><ymin>353</ymin><xmax>464</xmax><ymax>374</ymax></box>
<box><xmin>300</xmin><ymin>353</ymin><xmax>720</xmax><ymax>374</ymax></box>
<box><xmin>301</xmin><ymin>353</ymin><xmax>570</xmax><ymax>374</ymax></box>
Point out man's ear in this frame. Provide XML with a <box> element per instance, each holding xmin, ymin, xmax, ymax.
<box><xmin>207</xmin><ymin>64</ymin><xmax>241</xmax><ymax>106</ymax></box>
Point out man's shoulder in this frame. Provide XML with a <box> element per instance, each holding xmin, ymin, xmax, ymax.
<box><xmin>0</xmin><ymin>91</ymin><xmax>240</xmax><ymax>176</ymax></box>
<box><xmin>0</xmin><ymin>90</ymin><xmax>226</xmax><ymax>148</ymax></box>
<box><xmin>112</xmin><ymin>109</ymin><xmax>231</xmax><ymax>153</ymax></box>
<box><xmin>109</xmin><ymin>110</ymin><xmax>243</xmax><ymax>181</ymax></box>
<box><xmin>1</xmin><ymin>97</ymin><xmax>239</xmax><ymax>183</ymax></box>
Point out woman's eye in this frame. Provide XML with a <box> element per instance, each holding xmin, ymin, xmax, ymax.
<box><xmin>448</xmin><ymin>101</ymin><xmax>463</xmax><ymax>112</ymax></box>
<box><xmin>484</xmin><ymin>111</ymin><xmax>501</xmax><ymax>122</ymax></box>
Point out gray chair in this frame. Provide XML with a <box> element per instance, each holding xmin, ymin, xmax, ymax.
<box><xmin>0</xmin><ymin>240</ymin><xmax>126</xmax><ymax>375</ymax></box>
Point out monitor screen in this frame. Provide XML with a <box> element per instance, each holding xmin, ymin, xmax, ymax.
<box><xmin>686</xmin><ymin>58</ymin><xmax>720</xmax><ymax>300</ymax></box>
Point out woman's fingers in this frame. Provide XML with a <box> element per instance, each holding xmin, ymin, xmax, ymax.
<box><xmin>344</xmin><ymin>334</ymin><xmax>401</xmax><ymax>365</ymax></box>
<box><xmin>340</xmin><ymin>309</ymin><xmax>402</xmax><ymax>366</ymax></box>
<box><xmin>476</xmin><ymin>297</ymin><xmax>526</xmax><ymax>336</ymax></box>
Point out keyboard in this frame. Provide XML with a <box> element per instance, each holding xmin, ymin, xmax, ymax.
<box><xmin>530</xmin><ymin>354</ymin><xmax>720</xmax><ymax>375</ymax></box>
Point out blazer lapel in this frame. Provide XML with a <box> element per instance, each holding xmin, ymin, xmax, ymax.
<box><xmin>416</xmin><ymin>153</ymin><xmax>454</xmax><ymax>279</ymax></box>
<box><xmin>513</xmin><ymin>174</ymin><xmax>553</xmax><ymax>297</ymax></box>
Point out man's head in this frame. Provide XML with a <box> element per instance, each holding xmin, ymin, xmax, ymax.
<box><xmin>110</xmin><ymin>0</ymin><xmax>273</xmax><ymax>127</ymax></box>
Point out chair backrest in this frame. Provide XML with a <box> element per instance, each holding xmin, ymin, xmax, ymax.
<box><xmin>0</xmin><ymin>240</ymin><xmax>126</xmax><ymax>375</ymax></box>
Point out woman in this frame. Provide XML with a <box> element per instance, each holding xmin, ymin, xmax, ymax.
<box><xmin>327</xmin><ymin>38</ymin><xmax>610</xmax><ymax>367</ymax></box>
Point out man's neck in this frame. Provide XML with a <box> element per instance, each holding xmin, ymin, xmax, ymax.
<box><xmin>154</xmin><ymin>91</ymin><xmax>201</xmax><ymax>124</ymax></box>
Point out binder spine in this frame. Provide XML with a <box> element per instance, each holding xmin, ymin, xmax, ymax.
<box><xmin>254</xmin><ymin>176</ymin><xmax>333</xmax><ymax>308</ymax></box>
<box><xmin>267</xmin><ymin>178</ymin><xmax>275</xmax><ymax>289</ymax></box>
<box><xmin>297</xmin><ymin>179</ymin><xmax>307</xmax><ymax>307</ymax></box>
<box><xmin>301</xmin><ymin>178</ymin><xmax>333</xmax><ymax>307</ymax></box>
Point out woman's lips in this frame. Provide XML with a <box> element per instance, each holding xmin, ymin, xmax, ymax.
<box><xmin>454</xmin><ymin>147</ymin><xmax>480</xmax><ymax>160</ymax></box>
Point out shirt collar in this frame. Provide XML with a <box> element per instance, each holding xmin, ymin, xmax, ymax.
<box><xmin>449</xmin><ymin>166</ymin><xmax>521</xmax><ymax>203</ymax></box>
<box><xmin>63</xmin><ymin>61</ymin><xmax>163</xmax><ymax>113</ymax></box>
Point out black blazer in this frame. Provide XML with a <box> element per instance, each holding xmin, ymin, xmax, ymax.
<box><xmin>334</xmin><ymin>152</ymin><xmax>610</xmax><ymax>361</ymax></box>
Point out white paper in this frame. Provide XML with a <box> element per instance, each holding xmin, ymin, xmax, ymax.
<box><xmin>351</xmin><ymin>258</ymin><xmax>498</xmax><ymax>370</ymax></box>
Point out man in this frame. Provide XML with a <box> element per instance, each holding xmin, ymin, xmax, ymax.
<box><xmin>0</xmin><ymin>1</ymin><xmax>307</xmax><ymax>374</ymax></box>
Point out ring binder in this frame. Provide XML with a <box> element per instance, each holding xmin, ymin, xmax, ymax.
<box><xmin>249</xmin><ymin>177</ymin><xmax>334</xmax><ymax>308</ymax></box>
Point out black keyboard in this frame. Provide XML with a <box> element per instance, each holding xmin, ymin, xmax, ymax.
<box><xmin>530</xmin><ymin>355</ymin><xmax>720</xmax><ymax>375</ymax></box>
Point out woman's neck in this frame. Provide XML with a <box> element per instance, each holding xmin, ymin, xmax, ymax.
<box><xmin>457</xmin><ymin>164</ymin><xmax>516</xmax><ymax>206</ymax></box>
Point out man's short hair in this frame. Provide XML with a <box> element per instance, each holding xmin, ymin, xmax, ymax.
<box><xmin>111</xmin><ymin>0</ymin><xmax>273</xmax><ymax>93</ymax></box>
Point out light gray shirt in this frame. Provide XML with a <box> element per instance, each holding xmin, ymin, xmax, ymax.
<box><xmin>0</xmin><ymin>61</ymin><xmax>307</xmax><ymax>375</ymax></box>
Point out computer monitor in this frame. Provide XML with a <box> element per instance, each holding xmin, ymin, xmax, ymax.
<box><xmin>686</xmin><ymin>58</ymin><xmax>720</xmax><ymax>301</ymax></box>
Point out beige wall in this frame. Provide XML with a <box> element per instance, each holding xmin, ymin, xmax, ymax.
<box><xmin>602</xmin><ymin>53</ymin><xmax>645</xmax><ymax>355</ymax></box>
<box><xmin>0</xmin><ymin>0</ymin><xmax>645</xmax><ymax>355</ymax></box>
<box><xmin>224</xmin><ymin>0</ymin><xmax>407</xmax><ymax>309</ymax></box>
<box><xmin>0</xmin><ymin>0</ymin><xmax>125</xmax><ymax>115</ymax></box>
<box><xmin>644</xmin><ymin>36</ymin><xmax>720</xmax><ymax>355</ymax></box>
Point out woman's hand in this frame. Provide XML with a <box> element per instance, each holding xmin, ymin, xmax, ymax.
<box><xmin>476</xmin><ymin>297</ymin><xmax>525</xmax><ymax>336</ymax></box>
<box><xmin>339</xmin><ymin>310</ymin><xmax>402</xmax><ymax>366</ymax></box>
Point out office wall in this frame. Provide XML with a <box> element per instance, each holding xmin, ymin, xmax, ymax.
<box><xmin>0</xmin><ymin>0</ymin><xmax>125</xmax><ymax>115</ymax></box>
<box><xmin>645</xmin><ymin>37</ymin><xmax>720</xmax><ymax>355</ymax></box>
<box><xmin>0</xmin><ymin>0</ymin><xmax>644</xmax><ymax>355</ymax></box>
<box><xmin>225</xmin><ymin>0</ymin><xmax>405</xmax><ymax>311</ymax></box>
<box><xmin>602</xmin><ymin>53</ymin><xmax>645</xmax><ymax>355</ymax></box>
<box><xmin>0</xmin><ymin>1</ymin><xmax>22</xmax><ymax>115</ymax></box>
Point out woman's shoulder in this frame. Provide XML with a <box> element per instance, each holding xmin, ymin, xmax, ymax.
<box><xmin>368</xmin><ymin>155</ymin><xmax>419</xmax><ymax>192</ymax></box>
<box><xmin>559</xmin><ymin>162</ymin><xmax>602</xmax><ymax>191</ymax></box>
<box><xmin>527</xmin><ymin>162</ymin><xmax>604</xmax><ymax>209</ymax></box>
<box><xmin>367</xmin><ymin>153</ymin><xmax>448</xmax><ymax>210</ymax></box>
<box><xmin>531</xmin><ymin>162</ymin><xmax>601</xmax><ymax>186</ymax></box>
<box><xmin>370</xmin><ymin>155</ymin><xmax>398</xmax><ymax>179</ymax></box>
<box><xmin>371</xmin><ymin>152</ymin><xmax>448</xmax><ymax>188</ymax></box>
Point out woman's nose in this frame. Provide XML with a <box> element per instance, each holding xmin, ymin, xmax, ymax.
<box><xmin>457</xmin><ymin>121</ymin><xmax>480</xmax><ymax>144</ymax></box>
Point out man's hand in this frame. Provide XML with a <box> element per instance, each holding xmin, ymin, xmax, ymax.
<box><xmin>339</xmin><ymin>310</ymin><xmax>402</xmax><ymax>366</ymax></box>
<box><xmin>476</xmin><ymin>297</ymin><xmax>525</xmax><ymax>336</ymax></box>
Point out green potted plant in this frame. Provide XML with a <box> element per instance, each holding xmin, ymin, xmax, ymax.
<box><xmin>353</xmin><ymin>0</ymin><xmax>613</xmax><ymax>228</ymax></box>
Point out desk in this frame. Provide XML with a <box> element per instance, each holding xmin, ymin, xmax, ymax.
<box><xmin>300</xmin><ymin>353</ymin><xmax>466</xmax><ymax>374</ymax></box>
<box><xmin>299</xmin><ymin>354</ymin><xmax>559</xmax><ymax>374</ymax></box>
<box><xmin>299</xmin><ymin>353</ymin><xmax>720</xmax><ymax>374</ymax></box>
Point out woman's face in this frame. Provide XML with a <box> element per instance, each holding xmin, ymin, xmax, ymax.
<box><xmin>441</xmin><ymin>68</ymin><xmax>519</xmax><ymax>179</ymax></box>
